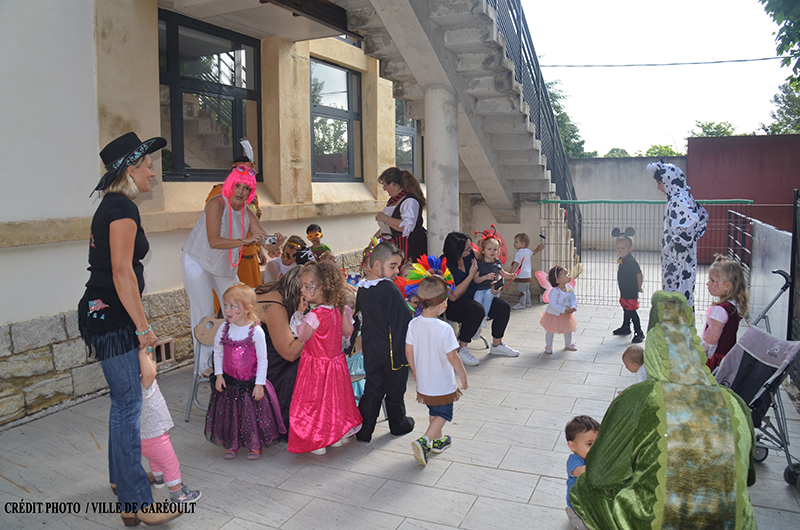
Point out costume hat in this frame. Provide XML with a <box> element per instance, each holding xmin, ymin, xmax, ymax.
<box><xmin>95</xmin><ymin>132</ymin><xmax>167</xmax><ymax>193</ymax></box>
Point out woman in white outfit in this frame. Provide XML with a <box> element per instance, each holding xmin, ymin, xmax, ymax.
<box><xmin>182</xmin><ymin>165</ymin><xmax>283</xmax><ymax>373</ymax></box>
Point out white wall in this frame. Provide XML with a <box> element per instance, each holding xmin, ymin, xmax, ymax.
<box><xmin>569</xmin><ymin>156</ymin><xmax>687</xmax><ymax>201</ymax></box>
<box><xmin>0</xmin><ymin>0</ymin><xmax>100</xmax><ymax>222</ymax></box>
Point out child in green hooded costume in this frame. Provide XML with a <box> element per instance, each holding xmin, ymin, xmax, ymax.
<box><xmin>570</xmin><ymin>290</ymin><xmax>756</xmax><ymax>529</ymax></box>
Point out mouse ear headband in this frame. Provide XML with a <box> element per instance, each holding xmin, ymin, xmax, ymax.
<box><xmin>611</xmin><ymin>227</ymin><xmax>635</xmax><ymax>239</ymax></box>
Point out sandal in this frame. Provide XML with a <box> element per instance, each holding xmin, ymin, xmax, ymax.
<box><xmin>247</xmin><ymin>450</ymin><xmax>261</xmax><ymax>460</ymax></box>
<box><xmin>544</xmin><ymin>346</ymin><xmax>553</xmax><ymax>354</ymax></box>
<box><xmin>565</xmin><ymin>343</ymin><xmax>578</xmax><ymax>351</ymax></box>
<box><xmin>223</xmin><ymin>449</ymin><xmax>236</xmax><ymax>459</ymax></box>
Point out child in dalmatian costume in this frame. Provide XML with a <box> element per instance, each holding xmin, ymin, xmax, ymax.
<box><xmin>647</xmin><ymin>161</ymin><xmax>708</xmax><ymax>309</ymax></box>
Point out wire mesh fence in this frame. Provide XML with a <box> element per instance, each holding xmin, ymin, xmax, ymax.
<box><xmin>539</xmin><ymin>200</ymin><xmax>753</xmax><ymax>310</ymax></box>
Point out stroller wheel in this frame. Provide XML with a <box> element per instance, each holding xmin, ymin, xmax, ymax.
<box><xmin>783</xmin><ymin>464</ymin><xmax>800</xmax><ymax>488</ymax></box>
<box><xmin>753</xmin><ymin>446</ymin><xmax>768</xmax><ymax>463</ymax></box>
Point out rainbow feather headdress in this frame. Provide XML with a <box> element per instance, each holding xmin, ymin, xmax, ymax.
<box><xmin>403</xmin><ymin>255</ymin><xmax>455</xmax><ymax>298</ymax></box>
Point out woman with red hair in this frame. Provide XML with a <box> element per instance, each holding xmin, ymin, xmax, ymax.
<box><xmin>182</xmin><ymin>165</ymin><xmax>284</xmax><ymax>375</ymax></box>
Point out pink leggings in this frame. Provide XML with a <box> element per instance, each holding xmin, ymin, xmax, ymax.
<box><xmin>140</xmin><ymin>433</ymin><xmax>181</xmax><ymax>488</ymax></box>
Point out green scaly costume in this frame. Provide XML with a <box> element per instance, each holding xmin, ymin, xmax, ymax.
<box><xmin>571</xmin><ymin>291</ymin><xmax>756</xmax><ymax>529</ymax></box>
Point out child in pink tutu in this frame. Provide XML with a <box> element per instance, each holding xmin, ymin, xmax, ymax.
<box><xmin>289</xmin><ymin>261</ymin><xmax>362</xmax><ymax>455</ymax></box>
<box><xmin>540</xmin><ymin>265</ymin><xmax>578</xmax><ymax>354</ymax></box>
<box><xmin>205</xmin><ymin>284</ymin><xmax>285</xmax><ymax>459</ymax></box>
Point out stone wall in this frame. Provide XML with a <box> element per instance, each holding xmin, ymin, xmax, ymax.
<box><xmin>0</xmin><ymin>289</ymin><xmax>192</xmax><ymax>427</ymax></box>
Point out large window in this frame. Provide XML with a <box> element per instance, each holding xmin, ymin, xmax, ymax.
<box><xmin>395</xmin><ymin>100</ymin><xmax>423</xmax><ymax>181</ymax></box>
<box><xmin>159</xmin><ymin>10</ymin><xmax>261</xmax><ymax>181</ymax></box>
<box><xmin>311</xmin><ymin>59</ymin><xmax>362</xmax><ymax>182</ymax></box>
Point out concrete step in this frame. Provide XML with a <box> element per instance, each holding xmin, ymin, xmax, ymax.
<box><xmin>491</xmin><ymin>133</ymin><xmax>540</xmax><ymax>152</ymax></box>
<box><xmin>393</xmin><ymin>81</ymin><xmax>423</xmax><ymax>101</ymax></box>
<box><xmin>380</xmin><ymin>59</ymin><xmax>415</xmax><ymax>83</ymax></box>
<box><xmin>443</xmin><ymin>23</ymin><xmax>501</xmax><ymax>54</ymax></box>
<box><xmin>511</xmin><ymin>178</ymin><xmax>553</xmax><ymax>194</ymax></box>
<box><xmin>455</xmin><ymin>50</ymin><xmax>514</xmax><ymax>76</ymax></box>
<box><xmin>347</xmin><ymin>7</ymin><xmax>385</xmax><ymax>33</ymax></box>
<box><xmin>475</xmin><ymin>94</ymin><xmax>523</xmax><ymax>115</ymax></box>
<box><xmin>363</xmin><ymin>32</ymin><xmax>400</xmax><ymax>59</ymax></box>
<box><xmin>505</xmin><ymin>165</ymin><xmax>546</xmax><ymax>180</ymax></box>
<box><xmin>429</xmin><ymin>0</ymin><xmax>494</xmax><ymax>28</ymax></box>
<box><xmin>465</xmin><ymin>72</ymin><xmax>518</xmax><ymax>98</ymax></box>
<box><xmin>499</xmin><ymin>150</ymin><xmax>543</xmax><ymax>166</ymax></box>
<box><xmin>483</xmin><ymin>114</ymin><xmax>535</xmax><ymax>134</ymax></box>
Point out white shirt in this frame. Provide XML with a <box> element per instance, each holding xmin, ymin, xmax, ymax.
<box><xmin>545</xmin><ymin>286</ymin><xmax>577</xmax><ymax>316</ymax></box>
<box><xmin>512</xmin><ymin>248</ymin><xmax>534</xmax><ymax>279</ymax></box>
<box><xmin>634</xmin><ymin>365</ymin><xmax>647</xmax><ymax>383</ymax></box>
<box><xmin>405</xmin><ymin>316</ymin><xmax>460</xmax><ymax>396</ymax></box>
<box><xmin>379</xmin><ymin>198</ymin><xmax>420</xmax><ymax>238</ymax></box>
<box><xmin>213</xmin><ymin>322</ymin><xmax>268</xmax><ymax>385</ymax></box>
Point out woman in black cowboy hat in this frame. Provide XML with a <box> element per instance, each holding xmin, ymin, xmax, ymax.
<box><xmin>78</xmin><ymin>132</ymin><xmax>181</xmax><ymax>526</ymax></box>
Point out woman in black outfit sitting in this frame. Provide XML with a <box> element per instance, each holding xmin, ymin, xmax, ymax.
<box><xmin>442</xmin><ymin>231</ymin><xmax>518</xmax><ymax>367</ymax></box>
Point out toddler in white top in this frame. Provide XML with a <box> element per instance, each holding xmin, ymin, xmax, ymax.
<box><xmin>622</xmin><ymin>345</ymin><xmax>647</xmax><ymax>384</ymax></box>
<box><xmin>406</xmin><ymin>275</ymin><xmax>468</xmax><ymax>466</ymax></box>
<box><xmin>510</xmin><ymin>233</ymin><xmax>544</xmax><ymax>310</ymax></box>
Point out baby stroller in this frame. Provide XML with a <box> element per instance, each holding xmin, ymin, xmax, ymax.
<box><xmin>714</xmin><ymin>281</ymin><xmax>800</xmax><ymax>487</ymax></box>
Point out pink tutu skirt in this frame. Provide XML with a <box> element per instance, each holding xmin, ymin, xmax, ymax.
<box><xmin>540</xmin><ymin>312</ymin><xmax>577</xmax><ymax>334</ymax></box>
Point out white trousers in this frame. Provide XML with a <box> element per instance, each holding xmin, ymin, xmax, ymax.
<box><xmin>181</xmin><ymin>252</ymin><xmax>237</xmax><ymax>374</ymax></box>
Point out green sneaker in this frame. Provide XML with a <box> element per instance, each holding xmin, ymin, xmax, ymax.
<box><xmin>411</xmin><ymin>436</ymin><xmax>430</xmax><ymax>466</ymax></box>
<box><xmin>431</xmin><ymin>435</ymin><xmax>452</xmax><ymax>454</ymax></box>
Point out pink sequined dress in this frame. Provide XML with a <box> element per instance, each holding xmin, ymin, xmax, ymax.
<box><xmin>205</xmin><ymin>322</ymin><xmax>285</xmax><ymax>453</ymax></box>
<box><xmin>288</xmin><ymin>306</ymin><xmax>362</xmax><ymax>453</ymax></box>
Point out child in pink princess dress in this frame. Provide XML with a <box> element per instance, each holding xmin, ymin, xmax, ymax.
<box><xmin>205</xmin><ymin>284</ymin><xmax>285</xmax><ymax>459</ymax></box>
<box><xmin>540</xmin><ymin>265</ymin><xmax>578</xmax><ymax>354</ymax></box>
<box><xmin>289</xmin><ymin>261</ymin><xmax>362</xmax><ymax>455</ymax></box>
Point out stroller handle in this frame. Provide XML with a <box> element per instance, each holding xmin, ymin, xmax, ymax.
<box><xmin>772</xmin><ymin>269</ymin><xmax>791</xmax><ymax>291</ymax></box>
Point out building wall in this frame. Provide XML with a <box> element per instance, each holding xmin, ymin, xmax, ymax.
<box><xmin>569</xmin><ymin>156</ymin><xmax>687</xmax><ymax>201</ymax></box>
<box><xmin>0</xmin><ymin>1</ymin><xmax>398</xmax><ymax>426</ymax></box>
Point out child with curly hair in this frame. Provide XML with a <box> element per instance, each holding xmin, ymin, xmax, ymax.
<box><xmin>289</xmin><ymin>261</ymin><xmax>362</xmax><ymax>454</ymax></box>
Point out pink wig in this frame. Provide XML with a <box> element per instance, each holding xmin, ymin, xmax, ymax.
<box><xmin>221</xmin><ymin>165</ymin><xmax>257</xmax><ymax>204</ymax></box>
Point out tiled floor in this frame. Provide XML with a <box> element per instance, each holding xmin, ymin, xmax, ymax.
<box><xmin>2</xmin><ymin>303</ymin><xmax>799</xmax><ymax>529</ymax></box>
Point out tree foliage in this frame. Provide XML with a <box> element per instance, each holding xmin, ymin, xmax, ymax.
<box><xmin>604</xmin><ymin>147</ymin><xmax>630</xmax><ymax>158</ymax></box>
<box><xmin>644</xmin><ymin>145</ymin><xmax>682</xmax><ymax>157</ymax></box>
<box><xmin>759</xmin><ymin>0</ymin><xmax>800</xmax><ymax>82</ymax></box>
<box><xmin>760</xmin><ymin>81</ymin><xmax>800</xmax><ymax>134</ymax></box>
<box><xmin>547</xmin><ymin>81</ymin><xmax>598</xmax><ymax>158</ymax></box>
<box><xmin>689</xmin><ymin>120</ymin><xmax>736</xmax><ymax>137</ymax></box>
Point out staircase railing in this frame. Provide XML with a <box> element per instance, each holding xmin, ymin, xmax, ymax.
<box><xmin>489</xmin><ymin>0</ymin><xmax>581</xmax><ymax>254</ymax></box>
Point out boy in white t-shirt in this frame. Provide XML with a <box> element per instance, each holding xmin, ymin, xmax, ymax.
<box><xmin>406</xmin><ymin>275</ymin><xmax>468</xmax><ymax>466</ymax></box>
<box><xmin>510</xmin><ymin>233</ymin><xmax>545</xmax><ymax>309</ymax></box>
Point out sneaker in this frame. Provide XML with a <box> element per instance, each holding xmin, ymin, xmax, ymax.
<box><xmin>612</xmin><ymin>326</ymin><xmax>631</xmax><ymax>336</ymax></box>
<box><xmin>490</xmin><ymin>341</ymin><xmax>519</xmax><ymax>357</ymax></box>
<box><xmin>512</xmin><ymin>302</ymin><xmax>526</xmax><ymax>310</ymax></box>
<box><xmin>152</xmin><ymin>473</ymin><xmax>165</xmax><ymax>489</ymax></box>
<box><xmin>525</xmin><ymin>302</ymin><xmax>532</xmax><ymax>308</ymax></box>
<box><xmin>632</xmin><ymin>332</ymin><xmax>645</xmax><ymax>343</ymax></box>
<box><xmin>431</xmin><ymin>435</ymin><xmax>452</xmax><ymax>454</ymax></box>
<box><xmin>471</xmin><ymin>329</ymin><xmax>482</xmax><ymax>341</ymax></box>
<box><xmin>565</xmin><ymin>343</ymin><xmax>578</xmax><ymax>351</ymax></box>
<box><xmin>480</xmin><ymin>317</ymin><xmax>488</xmax><ymax>328</ymax></box>
<box><xmin>170</xmin><ymin>485</ymin><xmax>202</xmax><ymax>504</ymax></box>
<box><xmin>411</xmin><ymin>436</ymin><xmax>431</xmax><ymax>466</ymax></box>
<box><xmin>310</xmin><ymin>447</ymin><xmax>327</xmax><ymax>455</ymax></box>
<box><xmin>331</xmin><ymin>439</ymin><xmax>343</xmax><ymax>448</ymax></box>
<box><xmin>458</xmin><ymin>346</ymin><xmax>480</xmax><ymax>366</ymax></box>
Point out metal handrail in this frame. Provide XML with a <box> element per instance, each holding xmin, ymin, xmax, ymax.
<box><xmin>489</xmin><ymin>0</ymin><xmax>581</xmax><ymax>254</ymax></box>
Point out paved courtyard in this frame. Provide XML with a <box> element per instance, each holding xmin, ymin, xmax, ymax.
<box><xmin>2</xmin><ymin>303</ymin><xmax>799</xmax><ymax>529</ymax></box>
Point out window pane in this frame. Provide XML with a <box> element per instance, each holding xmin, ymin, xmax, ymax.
<box><xmin>311</xmin><ymin>61</ymin><xmax>349</xmax><ymax>110</ymax></box>
<box><xmin>396</xmin><ymin>133</ymin><xmax>413</xmax><ymax>173</ymax></box>
<box><xmin>395</xmin><ymin>100</ymin><xmax>413</xmax><ymax>128</ymax></box>
<box><xmin>352</xmin><ymin>117</ymin><xmax>362</xmax><ymax>180</ymax></box>
<box><xmin>182</xmin><ymin>92</ymin><xmax>233</xmax><ymax>169</ymax></box>
<box><xmin>314</xmin><ymin>116</ymin><xmax>349</xmax><ymax>174</ymax></box>
<box><xmin>240</xmin><ymin>44</ymin><xmax>255</xmax><ymax>90</ymax></box>
<box><xmin>243</xmin><ymin>99</ymin><xmax>258</xmax><ymax>165</ymax></box>
<box><xmin>179</xmin><ymin>26</ymin><xmax>234</xmax><ymax>86</ymax></box>
<box><xmin>159</xmin><ymin>20</ymin><xmax>168</xmax><ymax>71</ymax></box>
<box><xmin>159</xmin><ymin>85</ymin><xmax>173</xmax><ymax>172</ymax></box>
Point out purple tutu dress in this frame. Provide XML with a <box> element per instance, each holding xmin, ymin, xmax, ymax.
<box><xmin>205</xmin><ymin>322</ymin><xmax>285</xmax><ymax>453</ymax></box>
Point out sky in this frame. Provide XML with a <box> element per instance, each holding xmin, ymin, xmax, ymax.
<box><xmin>519</xmin><ymin>0</ymin><xmax>792</xmax><ymax>156</ymax></box>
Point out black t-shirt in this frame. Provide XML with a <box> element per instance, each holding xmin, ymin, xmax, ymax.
<box><xmin>86</xmin><ymin>193</ymin><xmax>148</xmax><ymax>294</ymax></box>
<box><xmin>617</xmin><ymin>253</ymin><xmax>641</xmax><ymax>300</ymax></box>
<box><xmin>450</xmin><ymin>252</ymin><xmax>478</xmax><ymax>299</ymax></box>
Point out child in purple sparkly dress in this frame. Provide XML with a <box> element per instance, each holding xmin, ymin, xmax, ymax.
<box><xmin>205</xmin><ymin>284</ymin><xmax>285</xmax><ymax>459</ymax></box>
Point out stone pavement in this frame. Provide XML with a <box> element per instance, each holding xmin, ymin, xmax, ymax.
<box><xmin>1</xmin><ymin>303</ymin><xmax>799</xmax><ymax>529</ymax></box>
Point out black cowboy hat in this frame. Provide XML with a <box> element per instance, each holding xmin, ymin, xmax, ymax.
<box><xmin>94</xmin><ymin>132</ymin><xmax>167</xmax><ymax>193</ymax></box>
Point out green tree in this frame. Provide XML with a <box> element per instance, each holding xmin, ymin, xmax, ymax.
<box><xmin>689</xmin><ymin>120</ymin><xmax>736</xmax><ymax>137</ymax></box>
<box><xmin>547</xmin><ymin>81</ymin><xmax>598</xmax><ymax>158</ymax></box>
<box><xmin>604</xmin><ymin>147</ymin><xmax>630</xmax><ymax>157</ymax></box>
<box><xmin>645</xmin><ymin>144</ymin><xmax>682</xmax><ymax>157</ymax></box>
<box><xmin>761</xmin><ymin>81</ymin><xmax>800</xmax><ymax>134</ymax></box>
<box><xmin>759</xmin><ymin>0</ymin><xmax>800</xmax><ymax>82</ymax></box>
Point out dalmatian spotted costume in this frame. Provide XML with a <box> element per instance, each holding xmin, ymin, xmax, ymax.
<box><xmin>646</xmin><ymin>161</ymin><xmax>708</xmax><ymax>308</ymax></box>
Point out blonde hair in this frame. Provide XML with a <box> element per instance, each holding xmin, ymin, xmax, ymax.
<box><xmin>478</xmin><ymin>236</ymin><xmax>500</xmax><ymax>261</ymax></box>
<box><xmin>104</xmin><ymin>158</ymin><xmax>144</xmax><ymax>200</ymax></box>
<box><xmin>283</xmin><ymin>235</ymin><xmax>305</xmax><ymax>260</ymax></box>
<box><xmin>709</xmin><ymin>254</ymin><xmax>749</xmax><ymax>318</ymax></box>
<box><xmin>222</xmin><ymin>284</ymin><xmax>259</xmax><ymax>324</ymax></box>
<box><xmin>622</xmin><ymin>345</ymin><xmax>644</xmax><ymax>365</ymax></box>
